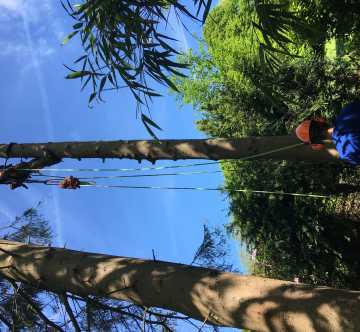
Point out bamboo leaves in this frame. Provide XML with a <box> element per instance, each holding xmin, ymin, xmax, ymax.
<box><xmin>141</xmin><ymin>114</ymin><xmax>163</xmax><ymax>139</ymax></box>
<box><xmin>253</xmin><ymin>0</ymin><xmax>316</xmax><ymax>71</ymax></box>
<box><xmin>61</xmin><ymin>0</ymin><xmax>212</xmax><ymax>111</ymax></box>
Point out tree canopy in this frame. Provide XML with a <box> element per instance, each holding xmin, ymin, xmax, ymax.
<box><xmin>174</xmin><ymin>0</ymin><xmax>360</xmax><ymax>288</ymax></box>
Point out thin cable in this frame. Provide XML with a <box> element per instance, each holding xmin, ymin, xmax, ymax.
<box><xmin>32</xmin><ymin>173</ymin><xmax>65</xmax><ymax>179</ymax></box>
<box><xmin>33</xmin><ymin>161</ymin><xmax>290</xmax><ymax>181</ymax></box>
<box><xmin>20</xmin><ymin>161</ymin><xmax>218</xmax><ymax>173</ymax></box>
<box><xmin>79</xmin><ymin>184</ymin><xmax>328</xmax><ymax>198</ymax></box>
<box><xmin>19</xmin><ymin>142</ymin><xmax>304</xmax><ymax>173</ymax></box>
<box><xmin>40</xmin><ymin>169</ymin><xmax>222</xmax><ymax>180</ymax></box>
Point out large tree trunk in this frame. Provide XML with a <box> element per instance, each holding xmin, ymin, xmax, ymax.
<box><xmin>0</xmin><ymin>240</ymin><xmax>359</xmax><ymax>332</ymax></box>
<box><xmin>0</xmin><ymin>136</ymin><xmax>339</xmax><ymax>162</ymax></box>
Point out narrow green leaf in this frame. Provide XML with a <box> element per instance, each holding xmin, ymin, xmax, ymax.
<box><xmin>141</xmin><ymin>117</ymin><xmax>160</xmax><ymax>140</ymax></box>
<box><xmin>88</xmin><ymin>92</ymin><xmax>97</xmax><ymax>104</ymax></box>
<box><xmin>145</xmin><ymin>91</ymin><xmax>162</xmax><ymax>97</ymax></box>
<box><xmin>73</xmin><ymin>22</ymin><xmax>83</xmax><ymax>29</ymax></box>
<box><xmin>81</xmin><ymin>74</ymin><xmax>92</xmax><ymax>91</ymax></box>
<box><xmin>74</xmin><ymin>55</ymin><xmax>87</xmax><ymax>64</ymax></box>
<box><xmin>258</xmin><ymin>44</ymin><xmax>266</xmax><ymax>70</ymax></box>
<box><xmin>141</xmin><ymin>114</ymin><xmax>162</xmax><ymax>131</ymax></box>
<box><xmin>202</xmin><ymin>0</ymin><xmax>212</xmax><ymax>23</ymax></box>
<box><xmin>99</xmin><ymin>76</ymin><xmax>107</xmax><ymax>93</ymax></box>
<box><xmin>65</xmin><ymin>71</ymin><xmax>91</xmax><ymax>79</ymax></box>
<box><xmin>107</xmin><ymin>73</ymin><xmax>114</xmax><ymax>86</ymax></box>
<box><xmin>62</xmin><ymin>30</ymin><xmax>79</xmax><ymax>45</ymax></box>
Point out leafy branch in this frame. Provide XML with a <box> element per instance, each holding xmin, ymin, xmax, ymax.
<box><xmin>61</xmin><ymin>0</ymin><xmax>211</xmax><ymax>108</ymax></box>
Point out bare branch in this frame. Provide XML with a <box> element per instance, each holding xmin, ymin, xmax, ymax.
<box><xmin>67</xmin><ymin>294</ymin><xmax>174</xmax><ymax>329</ymax></box>
<box><xmin>60</xmin><ymin>293</ymin><xmax>82</xmax><ymax>332</ymax></box>
<box><xmin>8</xmin><ymin>280</ymin><xmax>65</xmax><ymax>332</ymax></box>
<box><xmin>0</xmin><ymin>309</ymin><xmax>12</xmax><ymax>330</ymax></box>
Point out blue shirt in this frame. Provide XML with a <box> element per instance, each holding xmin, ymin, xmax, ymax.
<box><xmin>332</xmin><ymin>101</ymin><xmax>360</xmax><ymax>165</ymax></box>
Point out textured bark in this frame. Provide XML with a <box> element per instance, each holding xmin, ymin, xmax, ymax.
<box><xmin>0</xmin><ymin>136</ymin><xmax>339</xmax><ymax>162</ymax></box>
<box><xmin>1</xmin><ymin>240</ymin><xmax>359</xmax><ymax>331</ymax></box>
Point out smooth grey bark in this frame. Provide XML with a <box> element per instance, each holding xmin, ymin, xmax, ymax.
<box><xmin>0</xmin><ymin>136</ymin><xmax>339</xmax><ymax>162</ymax></box>
<box><xmin>1</xmin><ymin>240</ymin><xmax>359</xmax><ymax>332</ymax></box>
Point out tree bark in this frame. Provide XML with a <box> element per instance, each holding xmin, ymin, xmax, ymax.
<box><xmin>0</xmin><ymin>136</ymin><xmax>339</xmax><ymax>162</ymax></box>
<box><xmin>1</xmin><ymin>240</ymin><xmax>359</xmax><ymax>331</ymax></box>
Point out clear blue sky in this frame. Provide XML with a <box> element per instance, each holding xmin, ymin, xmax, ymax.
<box><xmin>0</xmin><ymin>0</ymin><xmax>245</xmax><ymax>330</ymax></box>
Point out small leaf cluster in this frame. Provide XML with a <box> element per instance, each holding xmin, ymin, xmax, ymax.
<box><xmin>192</xmin><ymin>224</ymin><xmax>234</xmax><ymax>272</ymax></box>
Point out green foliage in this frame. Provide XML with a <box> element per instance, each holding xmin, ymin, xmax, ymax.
<box><xmin>224</xmin><ymin>159</ymin><xmax>360</xmax><ymax>288</ymax></box>
<box><xmin>174</xmin><ymin>0</ymin><xmax>360</xmax><ymax>288</ymax></box>
<box><xmin>203</xmin><ymin>0</ymin><xmax>319</xmax><ymax>79</ymax></box>
<box><xmin>4</xmin><ymin>207</ymin><xmax>53</xmax><ymax>245</ymax></box>
<box><xmin>62</xmin><ymin>0</ymin><xmax>212</xmax><ymax>107</ymax></box>
<box><xmin>259</xmin><ymin>57</ymin><xmax>360</xmax><ymax>127</ymax></box>
<box><xmin>255</xmin><ymin>0</ymin><xmax>360</xmax><ymax>61</ymax></box>
<box><xmin>224</xmin><ymin>57</ymin><xmax>360</xmax><ymax>288</ymax></box>
<box><xmin>1</xmin><ymin>203</ymin><xmax>53</xmax><ymax>245</ymax></box>
<box><xmin>173</xmin><ymin>46</ymin><xmax>222</xmax><ymax>110</ymax></box>
<box><xmin>204</xmin><ymin>0</ymin><xmax>257</xmax><ymax>82</ymax></box>
<box><xmin>202</xmin><ymin>0</ymin><xmax>359</xmax><ymax>76</ymax></box>
<box><xmin>0</xmin><ymin>204</ymin><xmax>53</xmax><ymax>331</ymax></box>
<box><xmin>254</xmin><ymin>1</ymin><xmax>321</xmax><ymax>67</ymax></box>
<box><xmin>295</xmin><ymin>0</ymin><xmax>360</xmax><ymax>39</ymax></box>
<box><xmin>192</xmin><ymin>224</ymin><xmax>234</xmax><ymax>271</ymax></box>
<box><xmin>0</xmin><ymin>279</ymin><xmax>47</xmax><ymax>331</ymax></box>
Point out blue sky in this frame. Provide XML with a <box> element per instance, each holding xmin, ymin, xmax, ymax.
<box><xmin>0</xmin><ymin>0</ymin><xmax>245</xmax><ymax>329</ymax></box>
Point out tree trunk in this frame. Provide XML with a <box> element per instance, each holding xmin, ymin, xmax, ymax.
<box><xmin>0</xmin><ymin>136</ymin><xmax>339</xmax><ymax>162</ymax></box>
<box><xmin>1</xmin><ymin>240</ymin><xmax>359</xmax><ymax>331</ymax></box>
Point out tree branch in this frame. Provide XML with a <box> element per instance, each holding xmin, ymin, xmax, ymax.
<box><xmin>67</xmin><ymin>294</ymin><xmax>173</xmax><ymax>329</ymax></box>
<box><xmin>0</xmin><ymin>309</ymin><xmax>12</xmax><ymax>330</ymax></box>
<box><xmin>60</xmin><ymin>293</ymin><xmax>81</xmax><ymax>332</ymax></box>
<box><xmin>9</xmin><ymin>280</ymin><xmax>65</xmax><ymax>332</ymax></box>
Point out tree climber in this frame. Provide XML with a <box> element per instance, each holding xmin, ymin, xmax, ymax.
<box><xmin>295</xmin><ymin>100</ymin><xmax>360</xmax><ymax>165</ymax></box>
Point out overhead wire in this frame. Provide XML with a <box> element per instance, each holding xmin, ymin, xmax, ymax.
<box><xmin>25</xmin><ymin>176</ymin><xmax>329</xmax><ymax>199</ymax></box>
<box><xmin>12</xmin><ymin>142</ymin><xmax>325</xmax><ymax>198</ymax></box>
<box><xmin>33</xmin><ymin>169</ymin><xmax>222</xmax><ymax>181</ymax></box>
<box><xmin>21</xmin><ymin>161</ymin><xmax>219</xmax><ymax>173</ymax></box>
<box><xmin>78</xmin><ymin>184</ymin><xmax>329</xmax><ymax>198</ymax></box>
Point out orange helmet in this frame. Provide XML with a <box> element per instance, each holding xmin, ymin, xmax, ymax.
<box><xmin>295</xmin><ymin>120</ymin><xmax>312</xmax><ymax>144</ymax></box>
<box><xmin>295</xmin><ymin>117</ymin><xmax>327</xmax><ymax>150</ymax></box>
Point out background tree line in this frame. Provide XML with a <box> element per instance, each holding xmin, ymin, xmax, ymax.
<box><xmin>173</xmin><ymin>0</ymin><xmax>360</xmax><ymax>289</ymax></box>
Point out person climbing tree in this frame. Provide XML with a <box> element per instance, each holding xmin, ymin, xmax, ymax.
<box><xmin>296</xmin><ymin>100</ymin><xmax>360</xmax><ymax>165</ymax></box>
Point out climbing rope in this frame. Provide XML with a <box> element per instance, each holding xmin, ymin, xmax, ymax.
<box><xmin>28</xmin><ymin>174</ymin><xmax>328</xmax><ymax>198</ymax></box>
<box><xmin>33</xmin><ymin>169</ymin><xmax>222</xmax><ymax>181</ymax></box>
<box><xmin>78</xmin><ymin>184</ymin><xmax>328</xmax><ymax>198</ymax></box>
